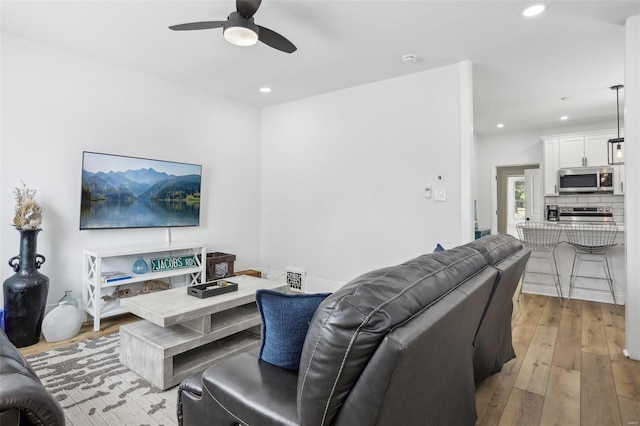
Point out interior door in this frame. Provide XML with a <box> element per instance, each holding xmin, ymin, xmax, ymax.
<box><xmin>525</xmin><ymin>168</ymin><xmax>542</xmax><ymax>222</ymax></box>
<box><xmin>497</xmin><ymin>164</ymin><xmax>540</xmax><ymax>236</ymax></box>
<box><xmin>505</xmin><ymin>175</ymin><xmax>526</xmax><ymax>237</ymax></box>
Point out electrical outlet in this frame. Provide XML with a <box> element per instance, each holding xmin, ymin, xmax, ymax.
<box><xmin>286</xmin><ymin>267</ymin><xmax>306</xmax><ymax>292</ymax></box>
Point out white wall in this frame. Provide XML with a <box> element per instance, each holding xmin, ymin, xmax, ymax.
<box><xmin>1</xmin><ymin>34</ymin><xmax>263</xmax><ymax>307</ymax></box>
<box><xmin>260</xmin><ymin>63</ymin><xmax>473</xmax><ymax>291</ymax></box>
<box><xmin>624</xmin><ymin>15</ymin><xmax>640</xmax><ymax>360</ymax></box>
<box><xmin>474</xmin><ymin>119</ymin><xmax>618</xmax><ymax>231</ymax></box>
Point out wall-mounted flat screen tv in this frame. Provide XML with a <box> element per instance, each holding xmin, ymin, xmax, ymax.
<box><xmin>80</xmin><ymin>151</ymin><xmax>202</xmax><ymax>230</ymax></box>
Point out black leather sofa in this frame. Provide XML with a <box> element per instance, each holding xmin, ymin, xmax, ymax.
<box><xmin>178</xmin><ymin>235</ymin><xmax>529</xmax><ymax>426</ymax></box>
<box><xmin>465</xmin><ymin>234</ymin><xmax>531</xmax><ymax>381</ymax></box>
<box><xmin>0</xmin><ymin>329</ymin><xmax>65</xmax><ymax>425</ymax></box>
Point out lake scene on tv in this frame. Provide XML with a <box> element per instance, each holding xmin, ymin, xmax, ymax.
<box><xmin>80</xmin><ymin>152</ymin><xmax>201</xmax><ymax>229</ymax></box>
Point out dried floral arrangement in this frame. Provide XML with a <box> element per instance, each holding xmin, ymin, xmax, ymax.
<box><xmin>13</xmin><ymin>182</ymin><xmax>44</xmax><ymax>230</ymax></box>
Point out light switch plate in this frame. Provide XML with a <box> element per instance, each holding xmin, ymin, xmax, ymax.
<box><xmin>434</xmin><ymin>188</ymin><xmax>446</xmax><ymax>201</ymax></box>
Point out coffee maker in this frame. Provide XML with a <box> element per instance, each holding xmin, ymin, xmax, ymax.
<box><xmin>546</xmin><ymin>205</ymin><xmax>559</xmax><ymax>221</ymax></box>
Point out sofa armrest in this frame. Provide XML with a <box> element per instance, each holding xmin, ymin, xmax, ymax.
<box><xmin>178</xmin><ymin>351</ymin><xmax>298</xmax><ymax>426</ymax></box>
<box><xmin>0</xmin><ymin>330</ymin><xmax>65</xmax><ymax>426</ymax></box>
<box><xmin>0</xmin><ymin>362</ymin><xmax>66</xmax><ymax>426</ymax></box>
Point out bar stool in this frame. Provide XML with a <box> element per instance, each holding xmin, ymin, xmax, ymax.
<box><xmin>564</xmin><ymin>223</ymin><xmax>620</xmax><ymax>314</ymax></box>
<box><xmin>516</xmin><ymin>222</ymin><xmax>563</xmax><ymax>306</ymax></box>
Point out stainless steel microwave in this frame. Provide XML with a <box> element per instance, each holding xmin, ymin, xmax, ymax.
<box><xmin>558</xmin><ymin>167</ymin><xmax>614</xmax><ymax>194</ymax></box>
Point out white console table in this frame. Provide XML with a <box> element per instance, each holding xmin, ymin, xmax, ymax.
<box><xmin>82</xmin><ymin>241</ymin><xmax>207</xmax><ymax>332</ymax></box>
<box><xmin>119</xmin><ymin>275</ymin><xmax>287</xmax><ymax>389</ymax></box>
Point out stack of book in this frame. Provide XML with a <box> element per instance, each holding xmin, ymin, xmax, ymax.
<box><xmin>101</xmin><ymin>271</ymin><xmax>132</xmax><ymax>283</ymax></box>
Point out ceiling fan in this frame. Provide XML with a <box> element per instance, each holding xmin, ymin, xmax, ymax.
<box><xmin>169</xmin><ymin>0</ymin><xmax>297</xmax><ymax>54</ymax></box>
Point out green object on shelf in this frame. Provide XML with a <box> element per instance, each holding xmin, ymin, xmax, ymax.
<box><xmin>475</xmin><ymin>228</ymin><xmax>491</xmax><ymax>240</ymax></box>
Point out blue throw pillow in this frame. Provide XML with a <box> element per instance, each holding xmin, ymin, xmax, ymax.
<box><xmin>434</xmin><ymin>243</ymin><xmax>445</xmax><ymax>252</ymax></box>
<box><xmin>256</xmin><ymin>289</ymin><xmax>331</xmax><ymax>371</ymax></box>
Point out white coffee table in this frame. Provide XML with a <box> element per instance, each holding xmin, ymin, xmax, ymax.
<box><xmin>119</xmin><ymin>275</ymin><xmax>287</xmax><ymax>389</ymax></box>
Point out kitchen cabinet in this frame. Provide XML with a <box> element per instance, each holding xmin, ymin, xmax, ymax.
<box><xmin>558</xmin><ymin>135</ymin><xmax>609</xmax><ymax>168</ymax></box>
<box><xmin>541</xmin><ymin>130</ymin><xmax>623</xmax><ymax>196</ymax></box>
<box><xmin>614</xmin><ymin>164</ymin><xmax>625</xmax><ymax>195</ymax></box>
<box><xmin>542</xmin><ymin>138</ymin><xmax>559</xmax><ymax>195</ymax></box>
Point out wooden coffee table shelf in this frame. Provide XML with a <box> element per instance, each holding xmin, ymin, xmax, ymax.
<box><xmin>119</xmin><ymin>275</ymin><xmax>287</xmax><ymax>389</ymax></box>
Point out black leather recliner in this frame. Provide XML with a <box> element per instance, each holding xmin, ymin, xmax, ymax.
<box><xmin>0</xmin><ymin>329</ymin><xmax>65</xmax><ymax>425</ymax></box>
<box><xmin>178</xmin><ymin>243</ymin><xmax>514</xmax><ymax>426</ymax></box>
<box><xmin>464</xmin><ymin>234</ymin><xmax>531</xmax><ymax>381</ymax></box>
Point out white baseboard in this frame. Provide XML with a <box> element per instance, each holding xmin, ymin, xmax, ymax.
<box><xmin>521</xmin><ymin>281</ymin><xmax>625</xmax><ymax>305</ymax></box>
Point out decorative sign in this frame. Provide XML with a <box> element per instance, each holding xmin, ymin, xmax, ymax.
<box><xmin>150</xmin><ymin>255</ymin><xmax>197</xmax><ymax>272</ymax></box>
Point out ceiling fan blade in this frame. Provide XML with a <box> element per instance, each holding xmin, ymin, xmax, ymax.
<box><xmin>169</xmin><ymin>21</ymin><xmax>224</xmax><ymax>31</ymax></box>
<box><xmin>237</xmin><ymin>0</ymin><xmax>262</xmax><ymax>19</ymax></box>
<box><xmin>257</xmin><ymin>25</ymin><xmax>297</xmax><ymax>53</ymax></box>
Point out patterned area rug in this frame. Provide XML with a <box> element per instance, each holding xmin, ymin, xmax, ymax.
<box><xmin>26</xmin><ymin>333</ymin><xmax>178</xmax><ymax>426</ymax></box>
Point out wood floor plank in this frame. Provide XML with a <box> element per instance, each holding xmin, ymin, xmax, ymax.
<box><xmin>601</xmin><ymin>303</ymin><xmax>625</xmax><ymax>330</ymax></box>
<box><xmin>582</xmin><ymin>303</ymin><xmax>609</xmax><ymax>356</ymax></box>
<box><xmin>612</xmin><ymin>359</ymin><xmax>640</xmax><ymax>401</ymax></box>
<box><xmin>552</xmin><ymin>301</ymin><xmax>582</xmax><ymax>371</ymax></box>
<box><xmin>516</xmin><ymin>295</ymin><xmax>547</xmax><ymax>327</ymax></box>
<box><xmin>581</xmin><ymin>352</ymin><xmax>622</xmax><ymax>426</ymax></box>
<box><xmin>539</xmin><ymin>298</ymin><xmax>563</xmax><ymax>327</ymax></box>
<box><xmin>497</xmin><ymin>388</ymin><xmax>544</xmax><ymax>426</ymax></box>
<box><xmin>512</xmin><ymin>324</ymin><xmax>537</xmax><ymax>349</ymax></box>
<box><xmin>618</xmin><ymin>395</ymin><xmax>640</xmax><ymax>426</ymax></box>
<box><xmin>539</xmin><ymin>366</ymin><xmax>581</xmax><ymax>426</ymax></box>
<box><xmin>476</xmin><ymin>351</ymin><xmax>528</xmax><ymax>425</ymax></box>
<box><xmin>605</xmin><ymin>326</ymin><xmax>627</xmax><ymax>362</ymax></box>
<box><xmin>582</xmin><ymin>300</ymin><xmax>602</xmax><ymax>311</ymax></box>
<box><xmin>514</xmin><ymin>325</ymin><xmax>558</xmax><ymax>395</ymax></box>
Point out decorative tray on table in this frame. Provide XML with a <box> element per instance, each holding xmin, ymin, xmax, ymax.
<box><xmin>188</xmin><ymin>280</ymin><xmax>238</xmax><ymax>299</ymax></box>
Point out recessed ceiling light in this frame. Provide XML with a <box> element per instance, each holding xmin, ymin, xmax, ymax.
<box><xmin>522</xmin><ymin>4</ymin><xmax>546</xmax><ymax>17</ymax></box>
<box><xmin>560</xmin><ymin>116</ymin><xmax>569</xmax><ymax>120</ymax></box>
<box><xmin>259</xmin><ymin>87</ymin><xmax>272</xmax><ymax>93</ymax></box>
<box><xmin>497</xmin><ymin>123</ymin><xmax>505</xmax><ymax>128</ymax></box>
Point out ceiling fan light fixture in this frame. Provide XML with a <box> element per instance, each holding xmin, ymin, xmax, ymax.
<box><xmin>522</xmin><ymin>4</ymin><xmax>546</xmax><ymax>17</ymax></box>
<box><xmin>223</xmin><ymin>12</ymin><xmax>259</xmax><ymax>46</ymax></box>
<box><xmin>224</xmin><ymin>25</ymin><xmax>258</xmax><ymax>46</ymax></box>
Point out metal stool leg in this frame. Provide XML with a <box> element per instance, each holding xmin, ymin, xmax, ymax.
<box><xmin>568</xmin><ymin>251</ymin><xmax>582</xmax><ymax>302</ymax></box>
<box><xmin>603</xmin><ymin>254</ymin><xmax>621</xmax><ymax>315</ymax></box>
<box><xmin>517</xmin><ymin>264</ymin><xmax>528</xmax><ymax>302</ymax></box>
<box><xmin>550</xmin><ymin>246</ymin><xmax>563</xmax><ymax>306</ymax></box>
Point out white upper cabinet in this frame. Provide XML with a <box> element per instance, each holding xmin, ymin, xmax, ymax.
<box><xmin>541</xmin><ymin>129</ymin><xmax>622</xmax><ymax>197</ymax></box>
<box><xmin>558</xmin><ymin>137</ymin><xmax>585</xmax><ymax>168</ymax></box>
<box><xmin>543</xmin><ymin>138</ymin><xmax>560</xmax><ymax>195</ymax></box>
<box><xmin>584</xmin><ymin>134</ymin><xmax>611</xmax><ymax>167</ymax></box>
<box><xmin>558</xmin><ymin>135</ymin><xmax>609</xmax><ymax>168</ymax></box>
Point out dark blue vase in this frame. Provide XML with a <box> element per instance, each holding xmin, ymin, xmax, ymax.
<box><xmin>3</xmin><ymin>229</ymin><xmax>49</xmax><ymax>347</ymax></box>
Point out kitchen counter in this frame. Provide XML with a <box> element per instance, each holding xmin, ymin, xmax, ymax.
<box><xmin>521</xmin><ymin>225</ymin><xmax>625</xmax><ymax>305</ymax></box>
<box><xmin>544</xmin><ymin>220</ymin><xmax>625</xmax><ymax>232</ymax></box>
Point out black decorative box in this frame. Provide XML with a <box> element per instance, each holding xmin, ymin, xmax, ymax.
<box><xmin>188</xmin><ymin>280</ymin><xmax>238</xmax><ymax>298</ymax></box>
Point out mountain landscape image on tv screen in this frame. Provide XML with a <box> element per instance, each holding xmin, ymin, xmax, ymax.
<box><xmin>80</xmin><ymin>152</ymin><xmax>202</xmax><ymax>230</ymax></box>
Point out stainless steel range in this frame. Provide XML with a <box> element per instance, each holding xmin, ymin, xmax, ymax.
<box><xmin>558</xmin><ymin>206</ymin><xmax>614</xmax><ymax>223</ymax></box>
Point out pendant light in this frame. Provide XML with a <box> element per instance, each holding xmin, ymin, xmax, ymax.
<box><xmin>607</xmin><ymin>84</ymin><xmax>624</xmax><ymax>165</ymax></box>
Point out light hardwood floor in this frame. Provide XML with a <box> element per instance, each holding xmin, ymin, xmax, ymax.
<box><xmin>476</xmin><ymin>294</ymin><xmax>640</xmax><ymax>426</ymax></box>
<box><xmin>18</xmin><ymin>312</ymin><xmax>139</xmax><ymax>358</ymax></box>
<box><xmin>19</xmin><ymin>293</ymin><xmax>640</xmax><ymax>425</ymax></box>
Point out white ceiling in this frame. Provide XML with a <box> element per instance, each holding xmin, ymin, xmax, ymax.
<box><xmin>2</xmin><ymin>1</ymin><xmax>639</xmax><ymax>135</ymax></box>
